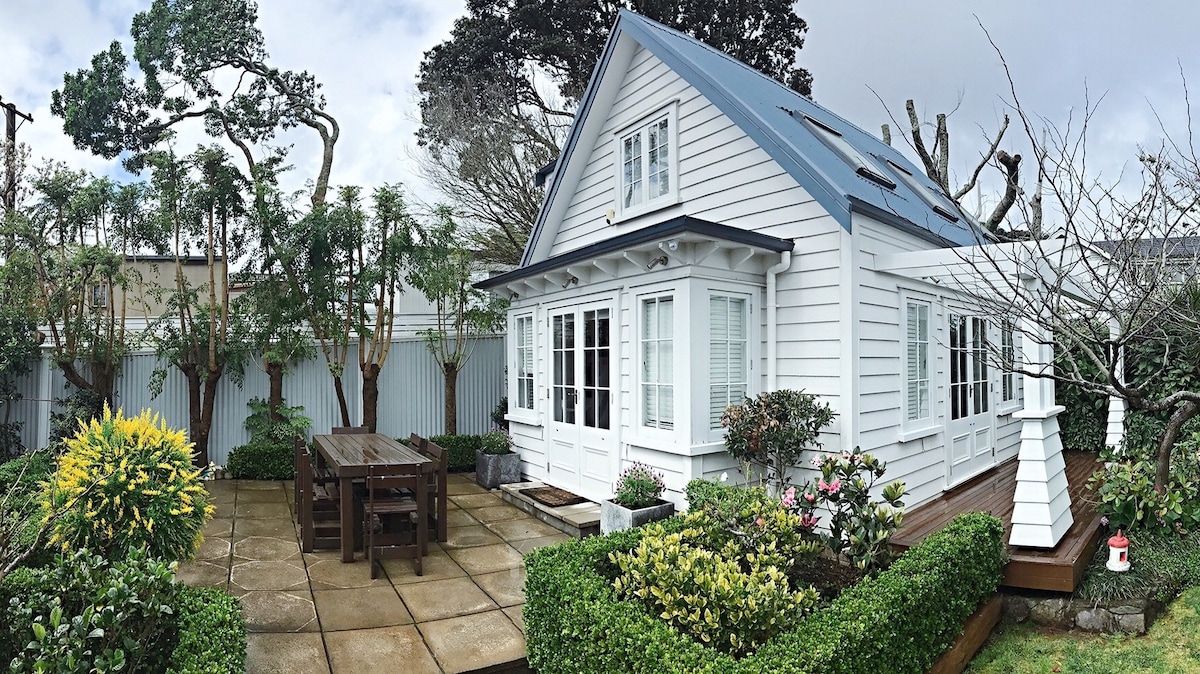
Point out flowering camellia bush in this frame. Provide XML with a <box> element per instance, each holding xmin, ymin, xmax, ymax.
<box><xmin>42</xmin><ymin>407</ymin><xmax>214</xmax><ymax>562</ymax></box>
<box><xmin>786</xmin><ymin>451</ymin><xmax>906</xmax><ymax>574</ymax></box>
<box><xmin>613</xmin><ymin>462</ymin><xmax>666</xmax><ymax>509</ymax></box>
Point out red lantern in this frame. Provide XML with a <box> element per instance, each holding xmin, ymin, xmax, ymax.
<box><xmin>1106</xmin><ymin>529</ymin><xmax>1130</xmax><ymax>572</ymax></box>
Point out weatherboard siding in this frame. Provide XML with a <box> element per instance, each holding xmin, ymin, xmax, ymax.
<box><xmin>548</xmin><ymin>46</ymin><xmax>825</xmax><ymax>258</ymax></box>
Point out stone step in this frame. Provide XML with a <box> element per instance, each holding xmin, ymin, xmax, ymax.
<box><xmin>497</xmin><ymin>482</ymin><xmax>601</xmax><ymax>538</ymax></box>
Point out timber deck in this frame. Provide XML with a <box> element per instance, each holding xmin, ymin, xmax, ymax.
<box><xmin>891</xmin><ymin>450</ymin><xmax>1103</xmax><ymax>592</ymax></box>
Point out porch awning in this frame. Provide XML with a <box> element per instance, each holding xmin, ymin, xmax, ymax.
<box><xmin>475</xmin><ymin>216</ymin><xmax>793</xmax><ymax>291</ymax></box>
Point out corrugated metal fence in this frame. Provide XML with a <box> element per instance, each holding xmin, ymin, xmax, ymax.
<box><xmin>6</xmin><ymin>336</ymin><xmax>505</xmax><ymax>465</ymax></box>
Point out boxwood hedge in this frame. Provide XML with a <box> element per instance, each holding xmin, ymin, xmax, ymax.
<box><xmin>524</xmin><ymin>511</ymin><xmax>1006</xmax><ymax>674</ymax></box>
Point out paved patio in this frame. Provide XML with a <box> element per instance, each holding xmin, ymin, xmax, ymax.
<box><xmin>178</xmin><ymin>474</ymin><xmax>572</xmax><ymax>673</ymax></box>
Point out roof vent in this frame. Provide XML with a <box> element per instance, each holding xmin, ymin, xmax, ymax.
<box><xmin>884</xmin><ymin>159</ymin><xmax>960</xmax><ymax>223</ymax></box>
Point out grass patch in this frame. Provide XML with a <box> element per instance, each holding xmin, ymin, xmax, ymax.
<box><xmin>967</xmin><ymin>586</ymin><xmax>1200</xmax><ymax>673</ymax></box>
<box><xmin>1075</xmin><ymin>529</ymin><xmax>1200</xmax><ymax>603</ymax></box>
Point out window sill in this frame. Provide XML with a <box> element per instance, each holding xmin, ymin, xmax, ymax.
<box><xmin>996</xmin><ymin>403</ymin><xmax>1023</xmax><ymax>417</ymax></box>
<box><xmin>505</xmin><ymin>412</ymin><xmax>540</xmax><ymax>426</ymax></box>
<box><xmin>898</xmin><ymin>425</ymin><xmax>940</xmax><ymax>443</ymax></box>
<box><xmin>612</xmin><ymin>195</ymin><xmax>682</xmax><ymax>225</ymax></box>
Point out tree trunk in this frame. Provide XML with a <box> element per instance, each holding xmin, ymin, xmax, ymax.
<box><xmin>361</xmin><ymin>363</ymin><xmax>380</xmax><ymax>434</ymax></box>
<box><xmin>194</xmin><ymin>366</ymin><xmax>223</xmax><ymax>468</ymax></box>
<box><xmin>265</xmin><ymin>360</ymin><xmax>284</xmax><ymax>422</ymax></box>
<box><xmin>1156</xmin><ymin>402</ymin><xmax>1199</xmax><ymax>489</ymax></box>
<box><xmin>443</xmin><ymin>362</ymin><xmax>458</xmax><ymax>435</ymax></box>
<box><xmin>90</xmin><ymin>360</ymin><xmax>116</xmax><ymax>410</ymax></box>
<box><xmin>332</xmin><ymin>374</ymin><xmax>351</xmax><ymax>427</ymax></box>
<box><xmin>183</xmin><ymin>365</ymin><xmax>204</xmax><ymax>466</ymax></box>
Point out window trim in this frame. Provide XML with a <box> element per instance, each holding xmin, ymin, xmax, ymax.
<box><xmin>514</xmin><ymin>314</ymin><xmax>535</xmax><ymax>411</ymax></box>
<box><xmin>997</xmin><ymin>320</ymin><xmax>1023</xmax><ymax>415</ymax></box>
<box><xmin>613</xmin><ymin>103</ymin><xmax>680</xmax><ymax>220</ymax></box>
<box><xmin>638</xmin><ymin>291</ymin><xmax>677</xmax><ymax>433</ymax></box>
<box><xmin>506</xmin><ymin>312</ymin><xmax>540</xmax><ymax>425</ymax></box>
<box><xmin>900</xmin><ymin>294</ymin><xmax>937</xmax><ymax>440</ymax></box>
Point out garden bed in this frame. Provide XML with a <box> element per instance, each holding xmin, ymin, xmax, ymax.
<box><xmin>524</xmin><ymin>510</ymin><xmax>1007</xmax><ymax>674</ymax></box>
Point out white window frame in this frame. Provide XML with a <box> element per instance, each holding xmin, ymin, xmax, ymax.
<box><xmin>613</xmin><ymin>104</ymin><xmax>680</xmax><ymax>220</ymax></box>
<box><xmin>998</xmin><ymin>320</ymin><xmax>1022</xmax><ymax>414</ymax></box>
<box><xmin>900</xmin><ymin>294</ymin><xmax>937</xmax><ymax>441</ymax></box>
<box><xmin>707</xmin><ymin>292</ymin><xmax>750</xmax><ymax>432</ymax></box>
<box><xmin>514</xmin><ymin>314</ymin><xmax>535</xmax><ymax>411</ymax></box>
<box><xmin>505</xmin><ymin>312</ymin><xmax>538</xmax><ymax>424</ymax></box>
<box><xmin>639</xmin><ymin>292</ymin><xmax>676</xmax><ymax>432</ymax></box>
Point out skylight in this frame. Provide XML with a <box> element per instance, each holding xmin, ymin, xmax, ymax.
<box><xmin>883</xmin><ymin>159</ymin><xmax>960</xmax><ymax>222</ymax></box>
<box><xmin>799</xmin><ymin>115</ymin><xmax>896</xmax><ymax>190</ymax></box>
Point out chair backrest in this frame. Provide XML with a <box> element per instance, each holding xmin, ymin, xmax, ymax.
<box><xmin>365</xmin><ymin>463</ymin><xmax>424</xmax><ymax>502</ymax></box>
<box><xmin>422</xmin><ymin>438</ymin><xmax>448</xmax><ymax>471</ymax></box>
<box><xmin>293</xmin><ymin>436</ymin><xmax>309</xmax><ymax>505</ymax></box>
<box><xmin>332</xmin><ymin>426</ymin><xmax>370</xmax><ymax>435</ymax></box>
<box><xmin>408</xmin><ymin>433</ymin><xmax>427</xmax><ymax>451</ymax></box>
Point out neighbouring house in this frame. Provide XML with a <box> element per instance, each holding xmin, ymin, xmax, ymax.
<box><xmin>478</xmin><ymin>10</ymin><xmax>1083</xmax><ymax>560</ymax></box>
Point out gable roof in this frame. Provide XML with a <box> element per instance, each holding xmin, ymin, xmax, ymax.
<box><xmin>521</xmin><ymin>10</ymin><xmax>988</xmax><ymax>266</ymax></box>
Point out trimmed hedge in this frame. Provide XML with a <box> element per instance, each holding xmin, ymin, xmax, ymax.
<box><xmin>227</xmin><ymin>441</ymin><xmax>294</xmax><ymax>480</ymax></box>
<box><xmin>167</xmin><ymin>587</ymin><xmax>246</xmax><ymax>674</ymax></box>
<box><xmin>524</xmin><ymin>511</ymin><xmax>1006</xmax><ymax>674</ymax></box>
<box><xmin>429</xmin><ymin>434</ymin><xmax>481</xmax><ymax>472</ymax></box>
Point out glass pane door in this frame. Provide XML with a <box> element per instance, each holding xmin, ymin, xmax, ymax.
<box><xmin>582</xmin><ymin>308</ymin><xmax>611</xmax><ymax>429</ymax></box>
<box><xmin>552</xmin><ymin>313</ymin><xmax>576</xmax><ymax>424</ymax></box>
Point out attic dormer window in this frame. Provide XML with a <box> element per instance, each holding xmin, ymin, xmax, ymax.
<box><xmin>800</xmin><ymin>115</ymin><xmax>896</xmax><ymax>190</ymax></box>
<box><xmin>615</xmin><ymin>105</ymin><xmax>679</xmax><ymax>218</ymax></box>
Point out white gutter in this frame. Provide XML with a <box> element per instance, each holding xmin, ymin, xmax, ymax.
<box><xmin>765</xmin><ymin>250</ymin><xmax>792</xmax><ymax>391</ymax></box>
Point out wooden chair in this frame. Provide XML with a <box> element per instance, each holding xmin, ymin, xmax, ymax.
<box><xmin>297</xmin><ymin>439</ymin><xmax>342</xmax><ymax>552</ymax></box>
<box><xmin>412</xmin><ymin>434</ymin><xmax>449</xmax><ymax>542</ymax></box>
<box><xmin>363</xmin><ymin>463</ymin><xmax>427</xmax><ymax>579</ymax></box>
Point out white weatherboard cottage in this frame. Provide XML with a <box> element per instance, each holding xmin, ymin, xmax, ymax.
<box><xmin>479</xmin><ymin>11</ymin><xmax>1075</xmax><ymax>547</ymax></box>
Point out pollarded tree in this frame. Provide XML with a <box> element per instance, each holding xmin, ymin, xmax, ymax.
<box><xmin>409</xmin><ymin>208</ymin><xmax>507</xmax><ymax>435</ymax></box>
<box><xmin>144</xmin><ymin>146</ymin><xmax>249</xmax><ymax>465</ymax></box>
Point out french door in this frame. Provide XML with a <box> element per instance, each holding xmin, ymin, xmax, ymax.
<box><xmin>547</xmin><ymin>301</ymin><xmax>615</xmax><ymax>499</ymax></box>
<box><xmin>946</xmin><ymin>313</ymin><xmax>995</xmax><ymax>484</ymax></box>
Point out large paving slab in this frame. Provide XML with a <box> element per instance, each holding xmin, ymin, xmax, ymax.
<box><xmin>188</xmin><ymin>476</ymin><xmax>586</xmax><ymax>673</ymax></box>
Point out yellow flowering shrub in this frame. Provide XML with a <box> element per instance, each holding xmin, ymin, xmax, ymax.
<box><xmin>42</xmin><ymin>407</ymin><xmax>214</xmax><ymax>562</ymax></box>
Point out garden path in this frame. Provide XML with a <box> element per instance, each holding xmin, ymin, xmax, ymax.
<box><xmin>177</xmin><ymin>474</ymin><xmax>569</xmax><ymax>673</ymax></box>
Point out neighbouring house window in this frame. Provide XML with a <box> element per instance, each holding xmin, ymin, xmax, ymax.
<box><xmin>619</xmin><ymin>114</ymin><xmax>673</xmax><ymax>213</ymax></box>
<box><xmin>709</xmin><ymin>295</ymin><xmax>747</xmax><ymax>429</ymax></box>
<box><xmin>91</xmin><ymin>284</ymin><xmax>108</xmax><ymax>309</ymax></box>
<box><xmin>1001</xmin><ymin>321</ymin><xmax>1016</xmax><ymax>404</ymax></box>
<box><xmin>641</xmin><ymin>296</ymin><xmax>674</xmax><ymax>429</ymax></box>
<box><xmin>904</xmin><ymin>301</ymin><xmax>931</xmax><ymax>424</ymax></box>
<box><xmin>515</xmin><ymin>315</ymin><xmax>534</xmax><ymax>410</ymax></box>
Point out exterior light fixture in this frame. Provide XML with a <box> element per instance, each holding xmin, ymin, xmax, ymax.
<box><xmin>646</xmin><ymin>255</ymin><xmax>668</xmax><ymax>270</ymax></box>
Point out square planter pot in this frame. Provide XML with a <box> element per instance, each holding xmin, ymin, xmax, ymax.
<box><xmin>475</xmin><ymin>450</ymin><xmax>522</xmax><ymax>490</ymax></box>
<box><xmin>600</xmin><ymin>498</ymin><xmax>676</xmax><ymax>534</ymax></box>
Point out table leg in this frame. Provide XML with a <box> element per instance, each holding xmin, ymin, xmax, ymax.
<box><xmin>340</xmin><ymin>476</ymin><xmax>354</xmax><ymax>563</ymax></box>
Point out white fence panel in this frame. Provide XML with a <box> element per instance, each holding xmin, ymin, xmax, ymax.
<box><xmin>6</xmin><ymin>335</ymin><xmax>506</xmax><ymax>466</ymax></box>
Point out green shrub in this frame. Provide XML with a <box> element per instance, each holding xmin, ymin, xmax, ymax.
<box><xmin>1087</xmin><ymin>443</ymin><xmax>1200</xmax><ymax>534</ymax></box>
<box><xmin>4</xmin><ymin>549</ymin><xmax>179</xmax><ymax>673</ymax></box>
<box><xmin>43</xmin><ymin>408</ymin><xmax>214</xmax><ymax>562</ymax></box>
<box><xmin>227</xmin><ymin>441</ymin><xmax>294</xmax><ymax>480</ymax></box>
<box><xmin>167</xmin><ymin>587</ymin><xmax>246</xmax><ymax>674</ymax></box>
<box><xmin>613</xmin><ymin>462</ymin><xmax>666</xmax><ymax>508</ymax></box>
<box><xmin>430</xmin><ymin>434</ymin><xmax>481</xmax><ymax>471</ymax></box>
<box><xmin>721</xmin><ymin>389</ymin><xmax>834</xmax><ymax>493</ymax></box>
<box><xmin>524</xmin><ymin>511</ymin><xmax>1005</xmax><ymax>673</ymax></box>
<box><xmin>613</xmin><ymin>520</ymin><xmax>818</xmax><ymax>656</ymax></box>
<box><xmin>227</xmin><ymin>398</ymin><xmax>311</xmax><ymax>480</ymax></box>
<box><xmin>1</xmin><ymin>447</ymin><xmax>65</xmax><ymax>572</ymax></box>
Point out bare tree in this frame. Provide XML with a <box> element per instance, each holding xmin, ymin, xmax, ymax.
<box><xmin>413</xmin><ymin>79</ymin><xmax>569</xmax><ymax>266</ymax></box>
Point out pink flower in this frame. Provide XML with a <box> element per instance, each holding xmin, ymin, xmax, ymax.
<box><xmin>800</xmin><ymin>514</ymin><xmax>819</xmax><ymax>528</ymax></box>
<box><xmin>804</xmin><ymin>492</ymin><xmax>816</xmax><ymax>503</ymax></box>
<box><xmin>817</xmin><ymin>478</ymin><xmax>829</xmax><ymax>492</ymax></box>
<box><xmin>810</xmin><ymin>455</ymin><xmax>823</xmax><ymax>467</ymax></box>
<box><xmin>781</xmin><ymin>487</ymin><xmax>796</xmax><ymax>507</ymax></box>
<box><xmin>828</xmin><ymin>478</ymin><xmax>841</xmax><ymax>494</ymax></box>
<box><xmin>755</xmin><ymin>517</ymin><xmax>765</xmax><ymax>527</ymax></box>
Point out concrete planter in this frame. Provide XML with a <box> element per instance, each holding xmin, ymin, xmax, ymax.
<box><xmin>600</xmin><ymin>498</ymin><xmax>675</xmax><ymax>534</ymax></box>
<box><xmin>475</xmin><ymin>450</ymin><xmax>521</xmax><ymax>490</ymax></box>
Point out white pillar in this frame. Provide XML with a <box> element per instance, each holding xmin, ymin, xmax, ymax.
<box><xmin>1104</xmin><ymin>315</ymin><xmax>1126</xmax><ymax>454</ymax></box>
<box><xmin>1009</xmin><ymin>278</ymin><xmax>1074</xmax><ymax>548</ymax></box>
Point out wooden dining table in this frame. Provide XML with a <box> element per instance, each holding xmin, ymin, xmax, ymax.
<box><xmin>311</xmin><ymin>433</ymin><xmax>438</xmax><ymax>563</ymax></box>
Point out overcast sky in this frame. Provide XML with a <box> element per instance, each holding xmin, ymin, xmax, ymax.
<box><xmin>3</xmin><ymin>0</ymin><xmax>1198</xmax><ymax>215</ymax></box>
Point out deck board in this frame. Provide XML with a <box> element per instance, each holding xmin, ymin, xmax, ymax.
<box><xmin>891</xmin><ymin>450</ymin><xmax>1102</xmax><ymax>592</ymax></box>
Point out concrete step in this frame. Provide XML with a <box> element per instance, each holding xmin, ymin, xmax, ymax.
<box><xmin>498</xmin><ymin>482</ymin><xmax>601</xmax><ymax>538</ymax></box>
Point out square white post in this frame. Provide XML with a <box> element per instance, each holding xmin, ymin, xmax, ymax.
<box><xmin>1104</xmin><ymin>315</ymin><xmax>1126</xmax><ymax>453</ymax></box>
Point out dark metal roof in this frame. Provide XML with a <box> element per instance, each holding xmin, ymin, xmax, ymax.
<box><xmin>1094</xmin><ymin>236</ymin><xmax>1200</xmax><ymax>258</ymax></box>
<box><xmin>476</xmin><ymin>215</ymin><xmax>792</xmax><ymax>289</ymax></box>
<box><xmin>533</xmin><ymin>159</ymin><xmax>558</xmax><ymax>188</ymax></box>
